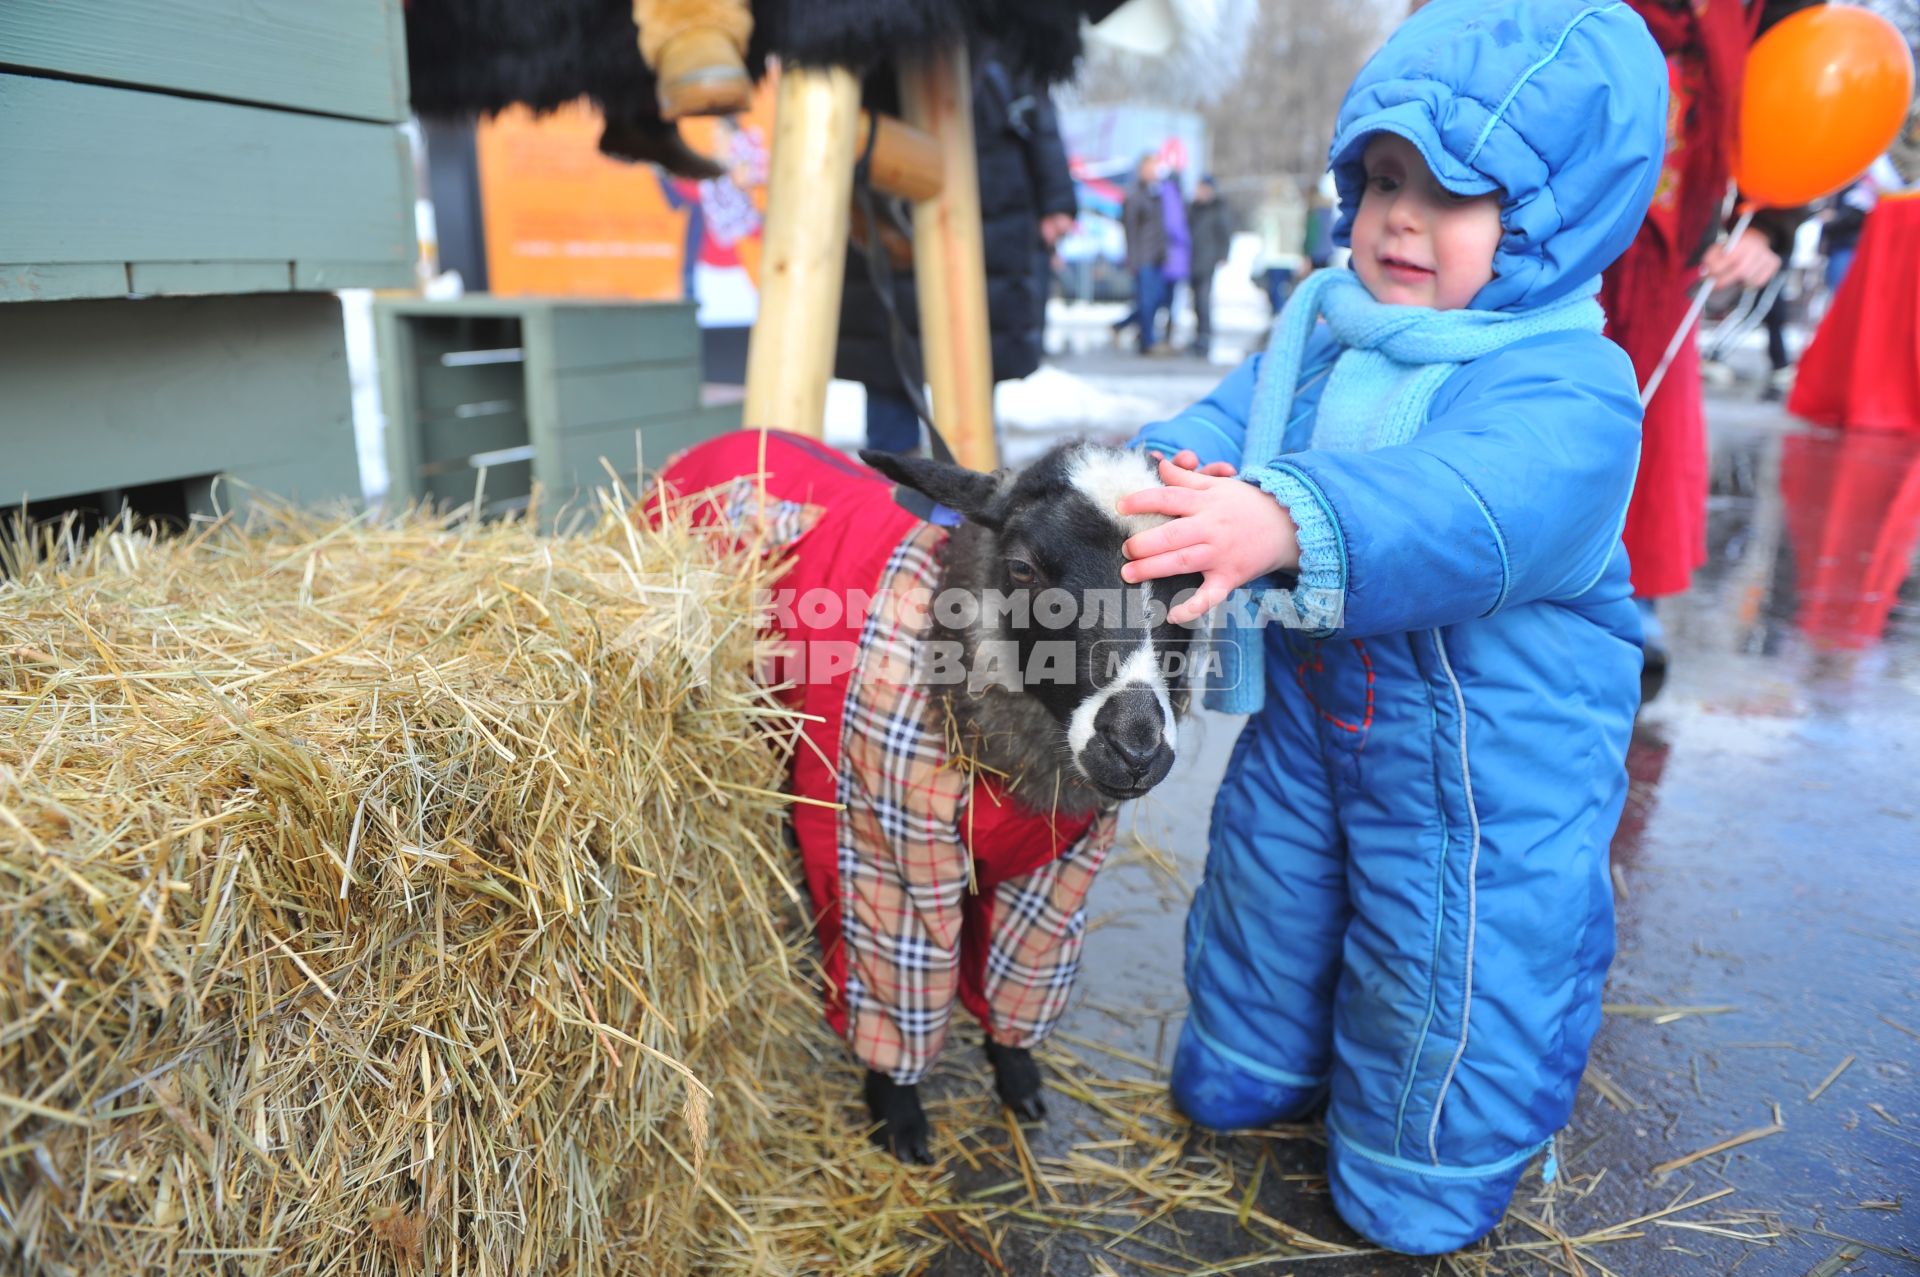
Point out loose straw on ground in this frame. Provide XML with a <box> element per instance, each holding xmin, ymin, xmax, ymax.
<box><xmin>891</xmin><ymin>1034</ymin><xmax>1760</xmax><ymax>1277</ymax></box>
<box><xmin>1805</xmin><ymin>1054</ymin><xmax>1856</xmax><ymax>1103</ymax></box>
<box><xmin>1650</xmin><ymin>1117</ymin><xmax>1787</xmax><ymax>1178</ymax></box>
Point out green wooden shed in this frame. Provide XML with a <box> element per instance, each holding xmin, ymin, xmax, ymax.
<box><xmin>1</xmin><ymin>0</ymin><xmax>416</xmax><ymax>518</ymax></box>
<box><xmin>374</xmin><ymin>297</ymin><xmax>741</xmax><ymax>526</ymax></box>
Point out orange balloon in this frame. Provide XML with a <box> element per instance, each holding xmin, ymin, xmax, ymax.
<box><xmin>1736</xmin><ymin>6</ymin><xmax>1915</xmax><ymax>208</ymax></box>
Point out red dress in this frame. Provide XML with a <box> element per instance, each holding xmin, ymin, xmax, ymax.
<box><xmin>1788</xmin><ymin>192</ymin><xmax>1920</xmax><ymax>436</ymax></box>
<box><xmin>1602</xmin><ymin>0</ymin><xmax>1759</xmax><ymax>599</ymax></box>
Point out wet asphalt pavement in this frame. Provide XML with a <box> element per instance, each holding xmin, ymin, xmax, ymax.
<box><xmin>917</xmin><ymin>336</ymin><xmax>1920</xmax><ymax>1276</ymax></box>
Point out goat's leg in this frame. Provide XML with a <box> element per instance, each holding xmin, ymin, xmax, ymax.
<box><xmin>863</xmin><ymin>1070</ymin><xmax>934</xmax><ymax>1164</ymax></box>
<box><xmin>984</xmin><ymin>1040</ymin><xmax>1048</xmax><ymax>1122</ymax></box>
<box><xmin>970</xmin><ymin>831</ymin><xmax>1116</xmax><ymax>1126</ymax></box>
<box><xmin>634</xmin><ymin>0</ymin><xmax>753</xmax><ymax>120</ymax></box>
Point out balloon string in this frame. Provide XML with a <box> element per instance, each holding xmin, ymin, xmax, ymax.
<box><xmin>1641</xmin><ymin>205</ymin><xmax>1757</xmax><ymax>407</ymax></box>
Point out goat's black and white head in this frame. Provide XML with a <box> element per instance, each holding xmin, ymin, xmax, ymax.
<box><xmin>862</xmin><ymin>442</ymin><xmax>1204</xmax><ymax>805</ymax></box>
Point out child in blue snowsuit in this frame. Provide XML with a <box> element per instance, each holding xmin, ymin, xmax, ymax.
<box><xmin>1118</xmin><ymin>0</ymin><xmax>1668</xmax><ymax>1254</ymax></box>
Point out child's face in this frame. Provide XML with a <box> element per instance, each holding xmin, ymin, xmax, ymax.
<box><xmin>1350</xmin><ymin>134</ymin><xmax>1503</xmax><ymax>310</ymax></box>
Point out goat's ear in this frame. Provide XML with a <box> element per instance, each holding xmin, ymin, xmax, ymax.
<box><xmin>860</xmin><ymin>451</ymin><xmax>1006</xmax><ymax>528</ymax></box>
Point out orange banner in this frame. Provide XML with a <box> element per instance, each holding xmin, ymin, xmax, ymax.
<box><xmin>475</xmin><ymin>76</ymin><xmax>776</xmax><ymax>324</ymax></box>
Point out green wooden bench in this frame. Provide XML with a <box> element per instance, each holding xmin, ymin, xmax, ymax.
<box><xmin>1</xmin><ymin>0</ymin><xmax>414</xmax><ymax>517</ymax></box>
<box><xmin>374</xmin><ymin>298</ymin><xmax>741</xmax><ymax>526</ymax></box>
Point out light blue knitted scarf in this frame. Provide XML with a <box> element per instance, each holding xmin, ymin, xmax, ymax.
<box><xmin>1208</xmin><ymin>267</ymin><xmax>1605</xmax><ymax>715</ymax></box>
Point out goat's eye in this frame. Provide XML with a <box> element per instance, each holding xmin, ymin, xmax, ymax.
<box><xmin>1006</xmin><ymin>559</ymin><xmax>1038</xmax><ymax>585</ymax></box>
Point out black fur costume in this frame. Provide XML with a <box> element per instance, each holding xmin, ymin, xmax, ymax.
<box><xmin>405</xmin><ymin>0</ymin><xmax>1122</xmax><ymax>173</ymax></box>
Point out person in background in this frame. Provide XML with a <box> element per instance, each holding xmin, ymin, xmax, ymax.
<box><xmin>838</xmin><ymin>46</ymin><xmax>1077</xmax><ymax>453</ymax></box>
<box><xmin>1757</xmin><ymin>271</ymin><xmax>1795</xmax><ymax>402</ymax></box>
<box><xmin>1599</xmin><ymin>0</ymin><xmax>1817</xmax><ymax>699</ymax></box>
<box><xmin>1754</xmin><ymin>201</ymin><xmax>1828</xmax><ymax>405</ymax></box>
<box><xmin>1303</xmin><ymin>184</ymin><xmax>1337</xmax><ymax>272</ymax></box>
<box><xmin>1186</xmin><ymin>174</ymin><xmax>1233</xmax><ymax>354</ymax></box>
<box><xmin>1022</xmin><ymin>83</ymin><xmax>1078</xmax><ymax>357</ymax></box>
<box><xmin>1819</xmin><ymin>179</ymin><xmax>1874</xmax><ymax>294</ymax></box>
<box><xmin>1249</xmin><ymin>186</ymin><xmax>1301</xmax><ymax>316</ymax></box>
<box><xmin>1156</xmin><ymin>160</ymin><xmax>1192</xmax><ymax>354</ymax></box>
<box><xmin>1114</xmin><ymin>156</ymin><xmax>1171</xmax><ymax>353</ymax></box>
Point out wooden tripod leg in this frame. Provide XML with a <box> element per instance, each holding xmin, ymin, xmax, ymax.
<box><xmin>743</xmin><ymin>64</ymin><xmax>861</xmax><ymax>436</ymax></box>
<box><xmin>899</xmin><ymin>45</ymin><xmax>998</xmax><ymax>471</ymax></box>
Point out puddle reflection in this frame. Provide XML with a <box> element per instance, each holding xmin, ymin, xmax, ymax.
<box><xmin>1779</xmin><ymin>427</ymin><xmax>1920</xmax><ymax>651</ymax></box>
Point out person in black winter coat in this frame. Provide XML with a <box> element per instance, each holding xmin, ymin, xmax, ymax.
<box><xmin>836</xmin><ymin>46</ymin><xmax>1078</xmax><ymax>453</ymax></box>
<box><xmin>1185</xmin><ymin>175</ymin><xmax>1232</xmax><ymax>352</ymax></box>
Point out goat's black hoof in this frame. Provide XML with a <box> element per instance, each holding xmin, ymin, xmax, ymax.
<box><xmin>863</xmin><ymin>1069</ymin><xmax>934</xmax><ymax>1165</ymax></box>
<box><xmin>985</xmin><ymin>1040</ymin><xmax>1048</xmax><ymax>1122</ymax></box>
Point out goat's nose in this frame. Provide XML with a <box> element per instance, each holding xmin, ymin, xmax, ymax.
<box><xmin>1104</xmin><ymin>715</ymin><xmax>1164</xmax><ymax>776</ymax></box>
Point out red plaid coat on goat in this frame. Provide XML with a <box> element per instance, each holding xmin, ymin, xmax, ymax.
<box><xmin>655</xmin><ymin>430</ymin><xmax>1114</xmax><ymax>1083</ymax></box>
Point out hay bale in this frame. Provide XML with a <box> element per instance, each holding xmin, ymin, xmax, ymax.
<box><xmin>0</xmin><ymin>504</ymin><xmax>935</xmax><ymax>1275</ymax></box>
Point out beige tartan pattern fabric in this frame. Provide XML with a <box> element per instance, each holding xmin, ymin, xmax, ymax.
<box><xmin>712</xmin><ymin>474</ymin><xmax>821</xmax><ymax>547</ymax></box>
<box><xmin>835</xmin><ymin>523</ymin><xmax>1116</xmax><ymax>1082</ymax></box>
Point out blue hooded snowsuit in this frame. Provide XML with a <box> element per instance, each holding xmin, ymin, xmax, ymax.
<box><xmin>1133</xmin><ymin>0</ymin><xmax>1668</xmax><ymax>1254</ymax></box>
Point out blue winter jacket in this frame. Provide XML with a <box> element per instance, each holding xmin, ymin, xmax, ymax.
<box><xmin>1135</xmin><ymin>0</ymin><xmax>1667</xmax><ymax>1254</ymax></box>
<box><xmin>1140</xmin><ymin>0</ymin><xmax>1667</xmax><ymax>650</ymax></box>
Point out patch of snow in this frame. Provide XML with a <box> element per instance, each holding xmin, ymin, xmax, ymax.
<box><xmin>997</xmin><ymin>366</ymin><xmax>1165</xmax><ymax>439</ymax></box>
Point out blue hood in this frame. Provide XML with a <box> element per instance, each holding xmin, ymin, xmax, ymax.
<box><xmin>1329</xmin><ymin>0</ymin><xmax>1668</xmax><ymax>313</ymax></box>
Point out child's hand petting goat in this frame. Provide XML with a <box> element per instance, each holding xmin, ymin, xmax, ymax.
<box><xmin>1120</xmin><ymin>452</ymin><xmax>1301</xmax><ymax>625</ymax></box>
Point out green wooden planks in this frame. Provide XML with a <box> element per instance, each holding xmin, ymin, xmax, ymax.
<box><xmin>553</xmin><ymin>364</ymin><xmax>700</xmax><ymax>432</ymax></box>
<box><xmin>297</xmin><ymin>260</ymin><xmax>415</xmax><ymax>291</ymax></box>
<box><xmin>418</xmin><ymin>362</ymin><xmax>526</xmax><ymax>419</ymax></box>
<box><xmin>0</xmin><ymin>0</ymin><xmax>407</xmax><ymax>123</ymax></box>
<box><xmin>418</xmin><ymin>411</ymin><xmax>531</xmax><ymax>469</ymax></box>
<box><xmin>424</xmin><ymin>459</ymin><xmax>533</xmax><ymax>511</ymax></box>
<box><xmin>0</xmin><ymin>73</ymin><xmax>411</xmax><ymax>281</ymax></box>
<box><xmin>1</xmin><ymin>261</ymin><xmax>416</xmax><ymax>302</ymax></box>
<box><xmin>547</xmin><ymin>303</ymin><xmax>701</xmax><ymax>371</ymax></box>
<box><xmin>635</xmin><ymin>403</ymin><xmax>743</xmax><ymax>472</ymax></box>
<box><xmin>130</xmin><ymin>261</ymin><xmax>293</xmax><ymax>295</ymax></box>
<box><xmin>1</xmin><ymin>295</ymin><xmax>361</xmax><ymax>507</ymax></box>
<box><xmin>374</xmin><ymin>307</ymin><xmax>426</xmax><ymax>505</ymax></box>
<box><xmin>554</xmin><ymin>415</ymin><xmax>726</xmax><ymax>484</ymax></box>
<box><xmin>0</xmin><ymin>263</ymin><xmax>127</xmax><ymax>302</ymax></box>
<box><xmin>375</xmin><ymin>297</ymin><xmax>558</xmax><ymax>320</ymax></box>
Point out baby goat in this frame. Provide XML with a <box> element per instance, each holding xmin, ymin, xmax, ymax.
<box><xmin>658</xmin><ymin>429</ymin><xmax>1202</xmax><ymax>1162</ymax></box>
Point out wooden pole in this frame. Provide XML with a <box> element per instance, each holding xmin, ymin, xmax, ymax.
<box><xmin>853</xmin><ymin>114</ymin><xmax>944</xmax><ymax>203</ymax></box>
<box><xmin>743</xmin><ymin>64</ymin><xmax>861</xmax><ymax>436</ymax></box>
<box><xmin>899</xmin><ymin>46</ymin><xmax>998</xmax><ymax>471</ymax></box>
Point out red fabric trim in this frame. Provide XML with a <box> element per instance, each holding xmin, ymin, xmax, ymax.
<box><xmin>954</xmin><ymin>786</ymin><xmax>1100</xmax><ymax>1038</ymax></box>
<box><xmin>957</xmin><ymin>885</ymin><xmax>997</xmax><ymax>1034</ymax></box>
